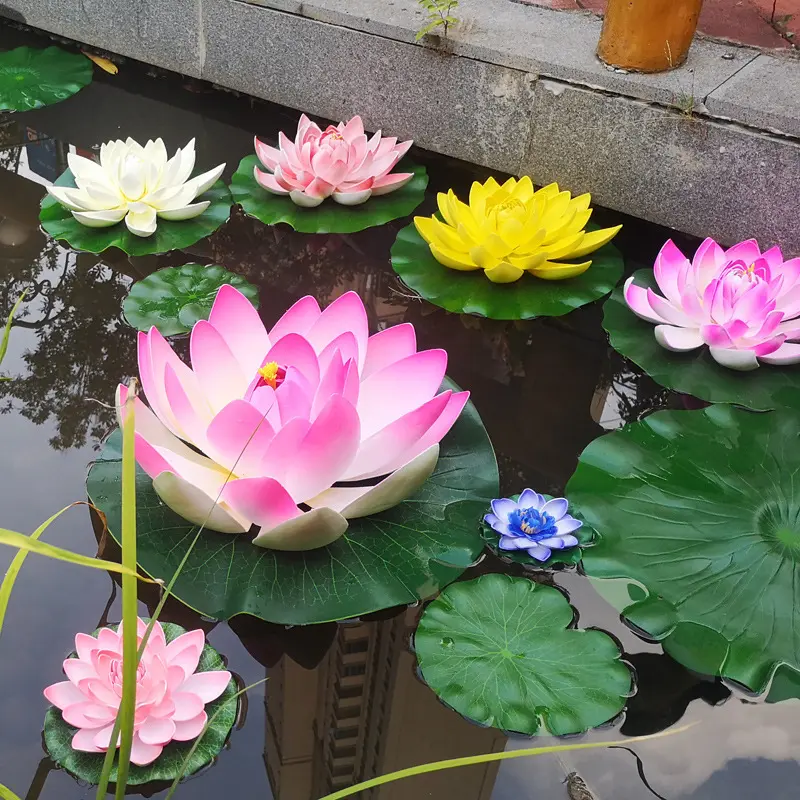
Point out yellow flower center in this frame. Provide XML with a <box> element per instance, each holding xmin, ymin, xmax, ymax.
<box><xmin>258</xmin><ymin>361</ymin><xmax>281</xmax><ymax>389</ymax></box>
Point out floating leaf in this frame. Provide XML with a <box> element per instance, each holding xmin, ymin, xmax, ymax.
<box><xmin>123</xmin><ymin>264</ymin><xmax>260</xmax><ymax>336</ymax></box>
<box><xmin>479</xmin><ymin>493</ymin><xmax>594</xmax><ymax>569</ymax></box>
<box><xmin>390</xmin><ymin>223</ymin><xmax>624</xmax><ymax>320</ymax></box>
<box><xmin>40</xmin><ymin>172</ymin><xmax>232</xmax><ymax>256</ymax></box>
<box><xmin>603</xmin><ymin>270</ymin><xmax>800</xmax><ymax>411</ymax></box>
<box><xmin>568</xmin><ymin>404</ymin><xmax>800</xmax><ymax>693</ymax></box>
<box><xmin>230</xmin><ymin>155</ymin><xmax>428</xmax><ymax>234</ymax></box>
<box><xmin>0</xmin><ymin>47</ymin><xmax>92</xmax><ymax>111</ymax></box>
<box><xmin>414</xmin><ymin>574</ymin><xmax>631</xmax><ymax>734</ymax></box>
<box><xmin>86</xmin><ymin>382</ymin><xmax>497</xmax><ymax>625</ymax></box>
<box><xmin>82</xmin><ymin>52</ymin><xmax>118</xmax><ymax>74</ymax></box>
<box><xmin>43</xmin><ymin>622</ymin><xmax>237</xmax><ymax>785</ymax></box>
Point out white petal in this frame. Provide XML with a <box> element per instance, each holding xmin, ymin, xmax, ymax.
<box><xmin>708</xmin><ymin>347</ymin><xmax>760</xmax><ymax>371</ymax></box>
<box><xmin>72</xmin><ymin>209</ymin><xmax>127</xmax><ymax>228</ymax></box>
<box><xmin>153</xmin><ymin>472</ymin><xmax>248</xmax><ymax>534</ymax></box>
<box><xmin>307</xmin><ymin>444</ymin><xmax>439</xmax><ymax>519</ymax></box>
<box><xmin>183</xmin><ymin>163</ymin><xmax>225</xmax><ymax>198</ymax></box>
<box><xmin>654</xmin><ymin>325</ymin><xmax>705</xmax><ymax>352</ymax></box>
<box><xmin>162</xmin><ymin>140</ymin><xmax>196</xmax><ymax>187</ymax></box>
<box><xmin>46</xmin><ymin>185</ymin><xmax>90</xmax><ymax>211</ymax></box>
<box><xmin>67</xmin><ymin>152</ymin><xmax>113</xmax><ymax>188</ymax></box>
<box><xmin>289</xmin><ymin>190</ymin><xmax>325</xmax><ymax>208</ymax></box>
<box><xmin>332</xmin><ymin>189</ymin><xmax>372</xmax><ymax>206</ymax></box>
<box><xmin>251</xmin><ymin>507</ymin><xmax>348</xmax><ymax>551</ymax></box>
<box><xmin>118</xmin><ymin>156</ymin><xmax>146</xmax><ymax>201</ymax></box>
<box><xmin>125</xmin><ymin>204</ymin><xmax>157</xmax><ymax>237</ymax></box>
<box><xmin>760</xmin><ymin>342</ymin><xmax>800</xmax><ymax>365</ymax></box>
<box><xmin>157</xmin><ymin>201</ymin><xmax>210</xmax><ymax>221</ymax></box>
<box><xmin>541</xmin><ymin>497</ymin><xmax>568</xmax><ymax>521</ymax></box>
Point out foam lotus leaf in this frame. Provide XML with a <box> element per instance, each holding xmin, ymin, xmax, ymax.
<box><xmin>117</xmin><ymin>286</ymin><xmax>469</xmax><ymax>551</ymax></box>
<box><xmin>45</xmin><ymin>137</ymin><xmax>225</xmax><ymax>237</ymax></box>
<box><xmin>43</xmin><ymin>618</ymin><xmax>231</xmax><ymax>766</ymax></box>
<box><xmin>253</xmin><ymin>114</ymin><xmax>413</xmax><ymax>207</ymax></box>
<box><xmin>413</xmin><ymin>176</ymin><xmax>621</xmax><ymax>284</ymax></box>
<box><xmin>624</xmin><ymin>238</ymin><xmax>800</xmax><ymax>371</ymax></box>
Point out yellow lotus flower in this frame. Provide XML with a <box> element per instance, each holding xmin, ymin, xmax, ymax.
<box><xmin>413</xmin><ymin>176</ymin><xmax>622</xmax><ymax>284</ymax></box>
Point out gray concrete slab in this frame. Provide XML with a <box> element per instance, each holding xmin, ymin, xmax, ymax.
<box><xmin>245</xmin><ymin>0</ymin><xmax>757</xmax><ymax>109</ymax></box>
<box><xmin>203</xmin><ymin>0</ymin><xmax>535</xmax><ymax>174</ymax></box>
<box><xmin>705</xmin><ymin>54</ymin><xmax>800</xmax><ymax>138</ymax></box>
<box><xmin>523</xmin><ymin>79</ymin><xmax>800</xmax><ymax>253</ymax></box>
<box><xmin>0</xmin><ymin>0</ymin><xmax>203</xmax><ymax>78</ymax></box>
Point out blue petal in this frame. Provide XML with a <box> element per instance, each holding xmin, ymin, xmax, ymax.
<box><xmin>527</xmin><ymin>544</ymin><xmax>552</xmax><ymax>561</ymax></box>
<box><xmin>541</xmin><ymin>497</ymin><xmax>568</xmax><ymax>521</ymax></box>
<box><xmin>537</xmin><ymin>536</ymin><xmax>567</xmax><ymax>550</ymax></box>
<box><xmin>517</xmin><ymin>488</ymin><xmax>539</xmax><ymax>509</ymax></box>
<box><xmin>559</xmin><ymin>534</ymin><xmax>580</xmax><ymax>548</ymax></box>
<box><xmin>499</xmin><ymin>535</ymin><xmax>526</xmax><ymax>551</ymax></box>
<box><xmin>555</xmin><ymin>516</ymin><xmax>582</xmax><ymax>535</ymax></box>
<box><xmin>484</xmin><ymin>513</ymin><xmax>500</xmax><ymax>527</ymax></box>
<box><xmin>491</xmin><ymin>497</ymin><xmax>517</xmax><ymax>520</ymax></box>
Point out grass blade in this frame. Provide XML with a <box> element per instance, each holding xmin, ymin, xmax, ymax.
<box><xmin>0</xmin><ymin>503</ymin><xmax>106</xmax><ymax>640</ymax></box>
<box><xmin>96</xmin><ymin>382</ymin><xmax>139</xmax><ymax>799</ymax></box>
<box><xmin>0</xmin><ymin>292</ymin><xmax>25</xmax><ymax>370</ymax></box>
<box><xmin>317</xmin><ymin>725</ymin><xmax>696</xmax><ymax>800</ymax></box>
<box><xmin>0</xmin><ymin>783</ymin><xmax>22</xmax><ymax>800</ymax></box>
<box><xmin>163</xmin><ymin>678</ymin><xmax>269</xmax><ymax>799</ymax></box>
<box><xmin>0</xmin><ymin>528</ymin><xmax>152</xmax><ymax>582</ymax></box>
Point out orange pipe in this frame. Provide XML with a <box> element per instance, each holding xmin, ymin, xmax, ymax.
<box><xmin>597</xmin><ymin>0</ymin><xmax>704</xmax><ymax>73</ymax></box>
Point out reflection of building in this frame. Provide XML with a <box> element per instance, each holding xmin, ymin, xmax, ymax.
<box><xmin>265</xmin><ymin>608</ymin><xmax>506</xmax><ymax>800</ymax></box>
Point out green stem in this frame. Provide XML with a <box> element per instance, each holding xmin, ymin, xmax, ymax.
<box><xmin>0</xmin><ymin>782</ymin><xmax>22</xmax><ymax>800</ymax></box>
<box><xmin>317</xmin><ymin>725</ymin><xmax>696</xmax><ymax>800</ymax></box>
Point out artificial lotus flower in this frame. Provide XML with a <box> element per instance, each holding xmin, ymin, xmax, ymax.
<box><xmin>484</xmin><ymin>490</ymin><xmax>582</xmax><ymax>562</ymax></box>
<box><xmin>117</xmin><ymin>286</ymin><xmax>469</xmax><ymax>551</ymax></box>
<box><xmin>45</xmin><ymin>137</ymin><xmax>225</xmax><ymax>237</ymax></box>
<box><xmin>624</xmin><ymin>238</ymin><xmax>800</xmax><ymax>371</ymax></box>
<box><xmin>43</xmin><ymin>618</ymin><xmax>230</xmax><ymax>766</ymax></box>
<box><xmin>413</xmin><ymin>176</ymin><xmax>621</xmax><ymax>284</ymax></box>
<box><xmin>253</xmin><ymin>114</ymin><xmax>413</xmax><ymax>207</ymax></box>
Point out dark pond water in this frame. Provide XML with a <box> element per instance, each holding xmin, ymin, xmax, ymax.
<box><xmin>0</xmin><ymin>19</ymin><xmax>798</xmax><ymax>800</ymax></box>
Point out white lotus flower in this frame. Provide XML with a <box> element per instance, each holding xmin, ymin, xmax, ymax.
<box><xmin>46</xmin><ymin>137</ymin><xmax>225</xmax><ymax>238</ymax></box>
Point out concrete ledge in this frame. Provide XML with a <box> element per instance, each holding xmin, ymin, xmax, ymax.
<box><xmin>3</xmin><ymin>0</ymin><xmax>800</xmax><ymax>252</ymax></box>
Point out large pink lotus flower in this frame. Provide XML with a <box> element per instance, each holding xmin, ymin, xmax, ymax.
<box><xmin>43</xmin><ymin>618</ymin><xmax>230</xmax><ymax>766</ymax></box>
<box><xmin>253</xmin><ymin>114</ymin><xmax>413</xmax><ymax>207</ymax></box>
<box><xmin>624</xmin><ymin>238</ymin><xmax>800</xmax><ymax>371</ymax></box>
<box><xmin>117</xmin><ymin>286</ymin><xmax>468</xmax><ymax>551</ymax></box>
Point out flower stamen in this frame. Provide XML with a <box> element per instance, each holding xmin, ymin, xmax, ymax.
<box><xmin>257</xmin><ymin>361</ymin><xmax>286</xmax><ymax>390</ymax></box>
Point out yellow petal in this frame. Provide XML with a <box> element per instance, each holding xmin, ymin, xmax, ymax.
<box><xmin>430</xmin><ymin>244</ymin><xmax>480</xmax><ymax>271</ymax></box>
<box><xmin>484</xmin><ymin>261</ymin><xmax>525</xmax><ymax>283</ymax></box>
<box><xmin>555</xmin><ymin>208</ymin><xmax>593</xmax><ymax>241</ymax></box>
<box><xmin>540</xmin><ymin>190</ymin><xmax>572</xmax><ymax>229</ymax></box>
<box><xmin>508</xmin><ymin>251</ymin><xmax>548</xmax><ymax>271</ymax></box>
<box><xmin>529</xmin><ymin>260</ymin><xmax>593</xmax><ymax>280</ymax></box>
<box><xmin>414</xmin><ymin>215</ymin><xmax>438</xmax><ymax>245</ymax></box>
<box><xmin>532</xmin><ymin>183</ymin><xmax>560</xmax><ymax>203</ymax></box>
<box><xmin>541</xmin><ymin>231</ymin><xmax>585</xmax><ymax>261</ymax></box>
<box><xmin>514</xmin><ymin>227</ymin><xmax>547</xmax><ymax>256</ymax></box>
<box><xmin>469</xmin><ymin>181</ymin><xmax>488</xmax><ymax>217</ymax></box>
<box><xmin>566</xmin><ymin>225</ymin><xmax>622</xmax><ymax>258</ymax></box>
<box><xmin>568</xmin><ymin>193</ymin><xmax>592</xmax><ymax>213</ymax></box>
<box><xmin>511</xmin><ymin>175</ymin><xmax>534</xmax><ymax>203</ymax></box>
<box><xmin>437</xmin><ymin>191</ymin><xmax>459</xmax><ymax>227</ymax></box>
<box><xmin>541</xmin><ymin>206</ymin><xmax>578</xmax><ymax>245</ymax></box>
<box><xmin>471</xmin><ymin>232</ymin><xmax>513</xmax><ymax>261</ymax></box>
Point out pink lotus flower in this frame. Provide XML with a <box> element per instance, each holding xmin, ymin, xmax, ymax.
<box><xmin>117</xmin><ymin>286</ymin><xmax>468</xmax><ymax>551</ymax></box>
<box><xmin>624</xmin><ymin>238</ymin><xmax>800</xmax><ymax>371</ymax></box>
<box><xmin>253</xmin><ymin>114</ymin><xmax>413</xmax><ymax>207</ymax></box>
<box><xmin>44</xmin><ymin>618</ymin><xmax>230</xmax><ymax>766</ymax></box>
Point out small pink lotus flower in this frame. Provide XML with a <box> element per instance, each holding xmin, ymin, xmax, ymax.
<box><xmin>116</xmin><ymin>286</ymin><xmax>468</xmax><ymax>551</ymax></box>
<box><xmin>624</xmin><ymin>238</ymin><xmax>800</xmax><ymax>371</ymax></box>
<box><xmin>253</xmin><ymin>114</ymin><xmax>413</xmax><ymax>207</ymax></box>
<box><xmin>44</xmin><ymin>618</ymin><xmax>231</xmax><ymax>766</ymax></box>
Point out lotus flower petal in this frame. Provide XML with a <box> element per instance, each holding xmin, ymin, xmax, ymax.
<box><xmin>47</xmin><ymin>136</ymin><xmax>224</xmax><ymax>237</ymax></box>
<box><xmin>253</xmin><ymin>116</ymin><xmax>412</xmax><ymax>207</ymax></box>
<box><xmin>119</xmin><ymin>288</ymin><xmax>467</xmax><ymax>551</ymax></box>
<box><xmin>44</xmin><ymin>619</ymin><xmax>231</xmax><ymax>766</ymax></box>
<box><xmin>626</xmin><ymin>237</ymin><xmax>800</xmax><ymax>371</ymax></box>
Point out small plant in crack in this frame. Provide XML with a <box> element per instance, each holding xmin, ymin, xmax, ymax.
<box><xmin>416</xmin><ymin>0</ymin><xmax>460</xmax><ymax>41</ymax></box>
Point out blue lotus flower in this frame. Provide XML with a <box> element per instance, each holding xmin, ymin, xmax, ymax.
<box><xmin>484</xmin><ymin>489</ymin><xmax>582</xmax><ymax>562</ymax></box>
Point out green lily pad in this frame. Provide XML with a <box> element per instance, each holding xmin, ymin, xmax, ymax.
<box><xmin>40</xmin><ymin>171</ymin><xmax>232</xmax><ymax>256</ymax></box>
<box><xmin>414</xmin><ymin>574</ymin><xmax>632</xmax><ymax>735</ymax></box>
<box><xmin>567</xmin><ymin>404</ymin><xmax>800</xmax><ymax>694</ymax></box>
<box><xmin>603</xmin><ymin>270</ymin><xmax>800</xmax><ymax>411</ymax></box>
<box><xmin>390</xmin><ymin>223</ymin><xmax>624</xmax><ymax>320</ymax></box>
<box><xmin>43</xmin><ymin>621</ymin><xmax>237</xmax><ymax>786</ymax></box>
<box><xmin>123</xmin><ymin>264</ymin><xmax>260</xmax><ymax>336</ymax></box>
<box><xmin>0</xmin><ymin>47</ymin><xmax>92</xmax><ymax>111</ymax></box>
<box><xmin>229</xmin><ymin>154</ymin><xmax>428</xmax><ymax>234</ymax></box>
<box><xmin>86</xmin><ymin>382</ymin><xmax>497</xmax><ymax>625</ymax></box>
<box><xmin>479</xmin><ymin>493</ymin><xmax>595</xmax><ymax>569</ymax></box>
